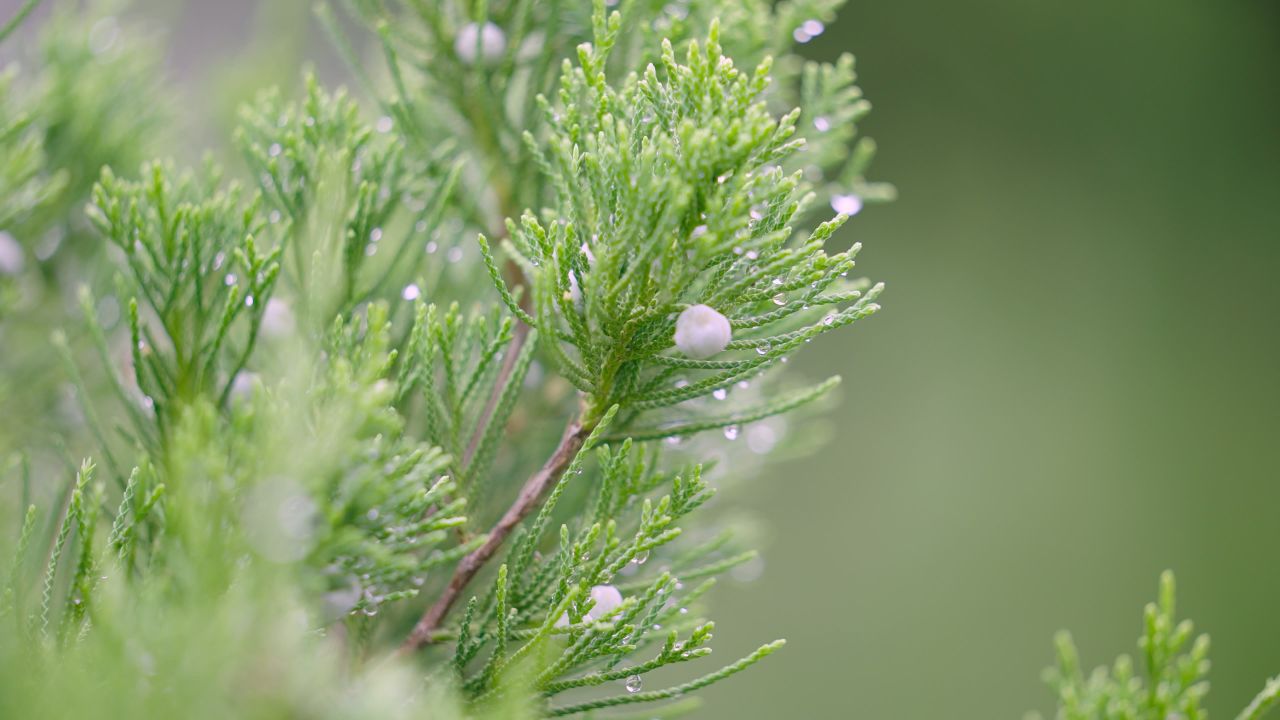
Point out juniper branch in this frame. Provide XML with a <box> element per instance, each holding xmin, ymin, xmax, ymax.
<box><xmin>1239</xmin><ymin>676</ymin><xmax>1280</xmax><ymax>720</ymax></box>
<box><xmin>402</xmin><ymin>407</ymin><xmax>615</xmax><ymax>651</ymax></box>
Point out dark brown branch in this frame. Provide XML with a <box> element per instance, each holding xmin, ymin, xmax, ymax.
<box><xmin>401</xmin><ymin>416</ymin><xmax>592</xmax><ymax>652</ymax></box>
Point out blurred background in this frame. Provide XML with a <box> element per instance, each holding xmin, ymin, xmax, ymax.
<box><xmin>3</xmin><ymin>0</ymin><xmax>1279</xmax><ymax>717</ymax></box>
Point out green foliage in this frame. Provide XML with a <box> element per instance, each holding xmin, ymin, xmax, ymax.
<box><xmin>236</xmin><ymin>76</ymin><xmax>459</xmax><ymax>318</ymax></box>
<box><xmin>0</xmin><ymin>1</ymin><xmax>169</xmax><ymax>457</ymax></box>
<box><xmin>1034</xmin><ymin>572</ymin><xmax>1279</xmax><ymax>720</ymax></box>
<box><xmin>487</xmin><ymin>19</ymin><xmax>881</xmax><ymax>430</ymax></box>
<box><xmin>87</xmin><ymin>162</ymin><xmax>280</xmax><ymax>430</ymax></box>
<box><xmin>21</xmin><ymin>2</ymin><xmax>170</xmax><ymax>243</ymax></box>
<box><xmin>0</xmin><ymin>0</ymin><xmax>913</xmax><ymax>718</ymax></box>
<box><xmin>0</xmin><ymin>67</ymin><xmax>64</xmax><ymax>233</ymax></box>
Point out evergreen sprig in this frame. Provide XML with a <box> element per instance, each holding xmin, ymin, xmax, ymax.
<box><xmin>1034</xmin><ymin>572</ymin><xmax>1280</xmax><ymax>720</ymax></box>
<box><xmin>0</xmin><ymin>0</ymin><xmax>918</xmax><ymax>718</ymax></box>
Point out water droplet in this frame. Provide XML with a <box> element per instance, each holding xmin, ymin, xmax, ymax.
<box><xmin>712</xmin><ymin>388</ymin><xmax>727</xmax><ymax>401</ymax></box>
<box><xmin>625</xmin><ymin>675</ymin><xmax>643</xmax><ymax>693</ymax></box>
<box><xmin>755</xmin><ymin>343</ymin><xmax>771</xmax><ymax>355</ymax></box>
<box><xmin>425</xmin><ymin>241</ymin><xmax>438</xmax><ymax>254</ymax></box>
<box><xmin>269</xmin><ymin>210</ymin><xmax>282</xmax><ymax>224</ymax></box>
<box><xmin>813</xmin><ymin>116</ymin><xmax>831</xmax><ymax>132</ymax></box>
<box><xmin>831</xmin><ymin>194</ymin><xmax>863</xmax><ymax>216</ymax></box>
<box><xmin>803</xmin><ymin>19</ymin><xmax>825</xmax><ymax>37</ymax></box>
<box><xmin>412</xmin><ymin>577</ymin><xmax>425</xmax><ymax>587</ymax></box>
<box><xmin>633</xmin><ymin>550</ymin><xmax>650</xmax><ymax>565</ymax></box>
<box><xmin>679</xmin><ymin>607</ymin><xmax>689</xmax><ymax>614</ymax></box>
<box><xmin>89</xmin><ymin>17</ymin><xmax>120</xmax><ymax>55</ymax></box>
<box><xmin>224</xmin><ymin>273</ymin><xmax>237</xmax><ymax>286</ymax></box>
<box><xmin>375</xmin><ymin>116</ymin><xmax>394</xmax><ymax>133</ymax></box>
<box><xmin>772</xmin><ymin>293</ymin><xmax>786</xmax><ymax>306</ymax></box>
<box><xmin>370</xmin><ymin>228</ymin><xmax>383</xmax><ymax>243</ymax></box>
<box><xmin>268</xmin><ymin>143</ymin><xmax>282</xmax><ymax>158</ymax></box>
<box><xmin>447</xmin><ymin>247</ymin><xmax>464</xmax><ymax>263</ymax></box>
<box><xmin>737</xmin><ymin>381</ymin><xmax>750</xmax><ymax>390</ymax></box>
<box><xmin>723</xmin><ymin>425</ymin><xmax>739</xmax><ymax>440</ymax></box>
<box><xmin>362</xmin><ymin>606</ymin><xmax>378</xmax><ymax>617</ymax></box>
<box><xmin>402</xmin><ymin>284</ymin><xmax>421</xmax><ymax>301</ymax></box>
<box><xmin>367</xmin><ymin>509</ymin><xmax>380</xmax><ymax>521</ymax></box>
<box><xmin>823</xmin><ymin>313</ymin><xmax>836</xmax><ymax>326</ymax></box>
<box><xmin>664</xmin><ymin>436</ymin><xmax>684</xmax><ymax>447</ymax></box>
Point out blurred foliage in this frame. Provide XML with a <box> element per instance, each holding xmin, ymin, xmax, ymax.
<box><xmin>1</xmin><ymin>0</ymin><xmax>1277</xmax><ymax>718</ymax></box>
<box><xmin>0</xmin><ymin>0</ymin><xmax>893</xmax><ymax>718</ymax></box>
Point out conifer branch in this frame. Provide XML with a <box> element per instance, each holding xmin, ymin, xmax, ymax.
<box><xmin>402</xmin><ymin>407</ymin><xmax>610</xmax><ymax>652</ymax></box>
<box><xmin>1239</xmin><ymin>676</ymin><xmax>1280</xmax><ymax>720</ymax></box>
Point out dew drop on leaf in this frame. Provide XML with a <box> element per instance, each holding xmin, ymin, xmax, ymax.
<box><xmin>625</xmin><ymin>675</ymin><xmax>642</xmax><ymax>693</ymax></box>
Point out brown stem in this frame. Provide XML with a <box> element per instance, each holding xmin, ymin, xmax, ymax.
<box><xmin>401</xmin><ymin>415</ymin><xmax>592</xmax><ymax>652</ymax></box>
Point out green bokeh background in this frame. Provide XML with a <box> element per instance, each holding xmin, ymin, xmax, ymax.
<box><xmin>709</xmin><ymin>2</ymin><xmax>1280</xmax><ymax>717</ymax></box>
<box><xmin>7</xmin><ymin>0</ymin><xmax>1280</xmax><ymax>716</ymax></box>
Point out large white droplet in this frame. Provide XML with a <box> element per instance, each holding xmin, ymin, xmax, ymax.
<box><xmin>831</xmin><ymin>194</ymin><xmax>864</xmax><ymax>216</ymax></box>
<box><xmin>261</xmin><ymin>297</ymin><xmax>295</xmax><ymax>338</ymax></box>
<box><xmin>455</xmin><ymin>22</ymin><xmax>506</xmax><ymax>65</ymax></box>
<box><xmin>674</xmin><ymin>304</ymin><xmax>732</xmax><ymax>359</ymax></box>
<box><xmin>0</xmin><ymin>232</ymin><xmax>25</xmax><ymax>275</ymax></box>
<box><xmin>587</xmin><ymin>584</ymin><xmax>624</xmax><ymax>620</ymax></box>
